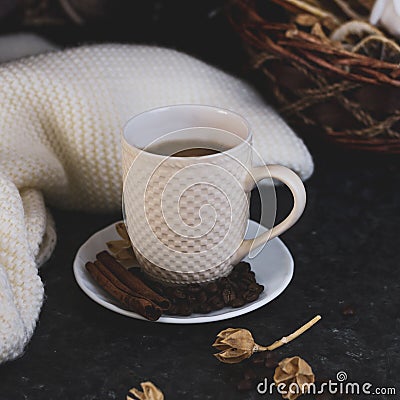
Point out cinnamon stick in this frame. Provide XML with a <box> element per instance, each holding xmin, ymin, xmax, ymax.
<box><xmin>94</xmin><ymin>260</ymin><xmax>134</xmax><ymax>295</ymax></box>
<box><xmin>85</xmin><ymin>262</ymin><xmax>162</xmax><ymax>321</ymax></box>
<box><xmin>96</xmin><ymin>251</ymin><xmax>170</xmax><ymax>310</ymax></box>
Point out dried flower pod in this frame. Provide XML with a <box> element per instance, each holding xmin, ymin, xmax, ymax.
<box><xmin>106</xmin><ymin>222</ymin><xmax>136</xmax><ymax>263</ymax></box>
<box><xmin>352</xmin><ymin>35</ymin><xmax>400</xmax><ymax>63</ymax></box>
<box><xmin>274</xmin><ymin>357</ymin><xmax>315</xmax><ymax>400</ymax></box>
<box><xmin>311</xmin><ymin>22</ymin><xmax>331</xmax><ymax>43</ymax></box>
<box><xmin>213</xmin><ymin>328</ymin><xmax>262</xmax><ymax>364</ymax></box>
<box><xmin>115</xmin><ymin>221</ymin><xmax>130</xmax><ymax>240</ymax></box>
<box><xmin>213</xmin><ymin>316</ymin><xmax>321</xmax><ymax>364</ymax></box>
<box><xmin>294</xmin><ymin>13</ymin><xmax>320</xmax><ymax>26</ymax></box>
<box><xmin>330</xmin><ymin>20</ymin><xmax>384</xmax><ymax>51</ymax></box>
<box><xmin>127</xmin><ymin>381</ymin><xmax>164</xmax><ymax>400</ymax></box>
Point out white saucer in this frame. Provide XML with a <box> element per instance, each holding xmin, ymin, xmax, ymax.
<box><xmin>73</xmin><ymin>220</ymin><xmax>294</xmax><ymax>324</ymax></box>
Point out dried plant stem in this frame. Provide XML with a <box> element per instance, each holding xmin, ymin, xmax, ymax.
<box><xmin>58</xmin><ymin>0</ymin><xmax>84</xmax><ymax>24</ymax></box>
<box><xmin>281</xmin><ymin>0</ymin><xmax>335</xmax><ymax>19</ymax></box>
<box><xmin>333</xmin><ymin>0</ymin><xmax>365</xmax><ymax>20</ymax></box>
<box><xmin>255</xmin><ymin>315</ymin><xmax>321</xmax><ymax>352</ymax></box>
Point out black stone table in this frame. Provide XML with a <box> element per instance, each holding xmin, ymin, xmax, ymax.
<box><xmin>1</xmin><ymin>137</ymin><xmax>399</xmax><ymax>400</ymax></box>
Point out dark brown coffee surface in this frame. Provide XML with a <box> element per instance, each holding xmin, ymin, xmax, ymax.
<box><xmin>146</xmin><ymin>139</ymin><xmax>229</xmax><ymax>157</ymax></box>
<box><xmin>170</xmin><ymin>147</ymin><xmax>220</xmax><ymax>157</ymax></box>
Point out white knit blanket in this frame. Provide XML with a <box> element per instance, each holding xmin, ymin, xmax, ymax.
<box><xmin>0</xmin><ymin>44</ymin><xmax>313</xmax><ymax>363</ymax></box>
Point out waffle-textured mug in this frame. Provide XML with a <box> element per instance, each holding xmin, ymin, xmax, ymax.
<box><xmin>122</xmin><ymin>105</ymin><xmax>306</xmax><ymax>285</ymax></box>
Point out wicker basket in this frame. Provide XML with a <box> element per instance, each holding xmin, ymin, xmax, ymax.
<box><xmin>229</xmin><ymin>0</ymin><xmax>400</xmax><ymax>153</ymax></box>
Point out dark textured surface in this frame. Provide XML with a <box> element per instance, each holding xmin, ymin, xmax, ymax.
<box><xmin>1</xmin><ymin>3</ymin><xmax>400</xmax><ymax>398</ymax></box>
<box><xmin>0</xmin><ymin>138</ymin><xmax>399</xmax><ymax>400</ymax></box>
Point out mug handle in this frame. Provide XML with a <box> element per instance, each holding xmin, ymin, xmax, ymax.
<box><xmin>231</xmin><ymin>165</ymin><xmax>306</xmax><ymax>264</ymax></box>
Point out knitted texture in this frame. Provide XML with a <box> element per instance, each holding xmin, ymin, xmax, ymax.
<box><xmin>0</xmin><ymin>44</ymin><xmax>313</xmax><ymax>363</ymax></box>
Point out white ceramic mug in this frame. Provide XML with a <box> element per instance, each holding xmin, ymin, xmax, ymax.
<box><xmin>122</xmin><ymin>105</ymin><xmax>306</xmax><ymax>285</ymax></box>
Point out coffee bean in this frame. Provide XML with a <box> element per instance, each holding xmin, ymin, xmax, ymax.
<box><xmin>197</xmin><ymin>303</ymin><xmax>212</xmax><ymax>314</ymax></box>
<box><xmin>208</xmin><ymin>295</ymin><xmax>225</xmax><ymax>310</ymax></box>
<box><xmin>205</xmin><ymin>304</ymin><xmax>213</xmax><ymax>313</ymax></box>
<box><xmin>222</xmin><ymin>288</ymin><xmax>236</xmax><ymax>305</ymax></box>
<box><xmin>243</xmin><ymin>291</ymin><xmax>259</xmax><ymax>302</ymax></box>
<box><xmin>237</xmin><ymin>280</ymin><xmax>248</xmax><ymax>290</ymax></box>
<box><xmin>172</xmin><ymin>288</ymin><xmax>186</xmax><ymax>299</ymax></box>
<box><xmin>208</xmin><ymin>295</ymin><xmax>220</xmax><ymax>305</ymax></box>
<box><xmin>229</xmin><ymin>270</ymin><xmax>239</xmax><ymax>279</ymax></box>
<box><xmin>166</xmin><ymin>304</ymin><xmax>179</xmax><ymax>315</ymax></box>
<box><xmin>249</xmin><ymin>293</ymin><xmax>260</xmax><ymax>302</ymax></box>
<box><xmin>187</xmin><ymin>294</ymin><xmax>197</xmax><ymax>304</ymax></box>
<box><xmin>231</xmin><ymin>297</ymin><xmax>246</xmax><ymax>308</ymax></box>
<box><xmin>187</xmin><ymin>283</ymin><xmax>202</xmax><ymax>293</ymax></box>
<box><xmin>178</xmin><ymin>304</ymin><xmax>192</xmax><ymax>316</ymax></box>
<box><xmin>219</xmin><ymin>277</ymin><xmax>230</xmax><ymax>287</ymax></box>
<box><xmin>150</xmin><ymin>282</ymin><xmax>165</xmax><ymax>294</ymax></box>
<box><xmin>234</xmin><ymin>262</ymin><xmax>251</xmax><ymax>274</ymax></box>
<box><xmin>228</xmin><ymin>279</ymin><xmax>239</xmax><ymax>290</ymax></box>
<box><xmin>247</xmin><ymin>283</ymin><xmax>260</xmax><ymax>292</ymax></box>
<box><xmin>143</xmin><ymin>261</ymin><xmax>264</xmax><ymax>316</ymax></box>
<box><xmin>241</xmin><ymin>276</ymin><xmax>251</xmax><ymax>284</ymax></box>
<box><xmin>163</xmin><ymin>287</ymin><xmax>175</xmax><ymax>297</ymax></box>
<box><xmin>194</xmin><ymin>304</ymin><xmax>206</xmax><ymax>314</ymax></box>
<box><xmin>212</xmin><ymin>300</ymin><xmax>225</xmax><ymax>310</ymax></box>
<box><xmin>197</xmin><ymin>291</ymin><xmax>208</xmax><ymax>304</ymax></box>
<box><xmin>205</xmin><ymin>282</ymin><xmax>218</xmax><ymax>294</ymax></box>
